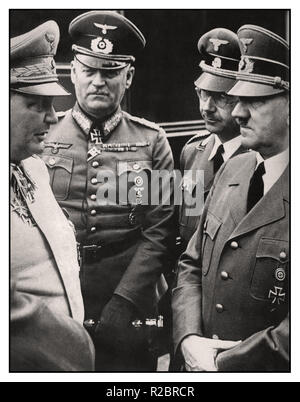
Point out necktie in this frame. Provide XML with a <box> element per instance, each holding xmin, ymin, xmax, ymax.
<box><xmin>247</xmin><ymin>162</ymin><xmax>265</xmax><ymax>212</ymax></box>
<box><xmin>213</xmin><ymin>144</ymin><xmax>224</xmax><ymax>174</ymax></box>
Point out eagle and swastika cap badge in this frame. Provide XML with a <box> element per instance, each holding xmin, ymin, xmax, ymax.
<box><xmin>69</xmin><ymin>11</ymin><xmax>146</xmax><ymax>70</ymax></box>
<box><xmin>10</xmin><ymin>20</ymin><xmax>69</xmax><ymax>96</ymax></box>
<box><xmin>228</xmin><ymin>25</ymin><xmax>289</xmax><ymax>97</ymax></box>
<box><xmin>195</xmin><ymin>28</ymin><xmax>241</xmax><ymax>93</ymax></box>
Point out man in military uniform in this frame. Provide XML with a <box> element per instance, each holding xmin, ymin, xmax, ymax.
<box><xmin>10</xmin><ymin>21</ymin><xmax>95</xmax><ymax>371</ymax></box>
<box><xmin>179</xmin><ymin>28</ymin><xmax>244</xmax><ymax>248</ymax></box>
<box><xmin>172</xmin><ymin>25</ymin><xmax>289</xmax><ymax>371</ymax></box>
<box><xmin>42</xmin><ymin>11</ymin><xmax>174</xmax><ymax>371</ymax></box>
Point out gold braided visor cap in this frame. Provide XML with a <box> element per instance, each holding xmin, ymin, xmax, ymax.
<box><xmin>228</xmin><ymin>25</ymin><xmax>289</xmax><ymax>97</ymax></box>
<box><xmin>10</xmin><ymin>20</ymin><xmax>69</xmax><ymax>96</ymax></box>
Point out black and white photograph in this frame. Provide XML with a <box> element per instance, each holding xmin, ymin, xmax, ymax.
<box><xmin>5</xmin><ymin>3</ymin><xmax>296</xmax><ymax>383</ymax></box>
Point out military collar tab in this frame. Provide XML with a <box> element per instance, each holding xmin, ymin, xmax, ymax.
<box><xmin>102</xmin><ymin>107</ymin><xmax>123</xmax><ymax>136</ymax></box>
<box><xmin>72</xmin><ymin>103</ymin><xmax>123</xmax><ymax>137</ymax></box>
<box><xmin>72</xmin><ymin>102</ymin><xmax>92</xmax><ymax>135</ymax></box>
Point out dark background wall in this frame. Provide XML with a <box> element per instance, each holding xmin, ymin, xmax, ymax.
<box><xmin>10</xmin><ymin>9</ymin><xmax>289</xmax><ymax>124</ymax></box>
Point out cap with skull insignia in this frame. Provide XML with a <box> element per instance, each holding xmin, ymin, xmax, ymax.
<box><xmin>228</xmin><ymin>25</ymin><xmax>289</xmax><ymax>97</ymax></box>
<box><xmin>195</xmin><ymin>28</ymin><xmax>241</xmax><ymax>93</ymax></box>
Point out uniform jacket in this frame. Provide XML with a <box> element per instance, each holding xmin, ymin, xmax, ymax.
<box><xmin>42</xmin><ymin>105</ymin><xmax>175</xmax><ymax>319</ymax></box>
<box><xmin>10</xmin><ymin>279</ymin><xmax>94</xmax><ymax>372</ymax></box>
<box><xmin>10</xmin><ymin>156</ymin><xmax>84</xmax><ymax>323</ymax></box>
<box><xmin>172</xmin><ymin>152</ymin><xmax>289</xmax><ymax>371</ymax></box>
<box><xmin>179</xmin><ymin>133</ymin><xmax>245</xmax><ymax>247</ymax></box>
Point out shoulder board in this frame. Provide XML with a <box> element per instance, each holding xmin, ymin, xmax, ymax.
<box><xmin>123</xmin><ymin>112</ymin><xmax>161</xmax><ymax>131</ymax></box>
<box><xmin>56</xmin><ymin>110</ymin><xmax>66</xmax><ymax>119</ymax></box>
<box><xmin>185</xmin><ymin>131</ymin><xmax>211</xmax><ymax>146</ymax></box>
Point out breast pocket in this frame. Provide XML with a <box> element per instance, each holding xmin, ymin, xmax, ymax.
<box><xmin>117</xmin><ymin>160</ymin><xmax>152</xmax><ymax>206</ymax></box>
<box><xmin>250</xmin><ymin>237</ymin><xmax>289</xmax><ymax>303</ymax></box>
<box><xmin>42</xmin><ymin>154</ymin><xmax>73</xmax><ymax>201</ymax></box>
<box><xmin>202</xmin><ymin>212</ymin><xmax>222</xmax><ymax>276</ymax></box>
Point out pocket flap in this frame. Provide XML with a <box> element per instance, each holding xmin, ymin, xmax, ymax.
<box><xmin>117</xmin><ymin>160</ymin><xmax>152</xmax><ymax>175</ymax></box>
<box><xmin>204</xmin><ymin>213</ymin><xmax>222</xmax><ymax>240</ymax></box>
<box><xmin>42</xmin><ymin>154</ymin><xmax>73</xmax><ymax>173</ymax></box>
<box><xmin>256</xmin><ymin>238</ymin><xmax>289</xmax><ymax>262</ymax></box>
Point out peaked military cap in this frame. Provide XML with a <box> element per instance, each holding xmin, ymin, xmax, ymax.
<box><xmin>69</xmin><ymin>11</ymin><xmax>146</xmax><ymax>70</ymax></box>
<box><xmin>228</xmin><ymin>25</ymin><xmax>289</xmax><ymax>97</ymax></box>
<box><xmin>195</xmin><ymin>28</ymin><xmax>241</xmax><ymax>93</ymax></box>
<box><xmin>10</xmin><ymin>21</ymin><xmax>69</xmax><ymax>96</ymax></box>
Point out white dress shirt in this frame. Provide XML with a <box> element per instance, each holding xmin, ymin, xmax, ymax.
<box><xmin>204</xmin><ymin>134</ymin><xmax>242</xmax><ymax>162</ymax></box>
<box><xmin>256</xmin><ymin>148</ymin><xmax>289</xmax><ymax>195</ymax></box>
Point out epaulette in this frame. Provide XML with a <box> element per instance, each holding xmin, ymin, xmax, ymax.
<box><xmin>123</xmin><ymin>112</ymin><xmax>160</xmax><ymax>131</ymax></box>
<box><xmin>185</xmin><ymin>131</ymin><xmax>211</xmax><ymax>146</ymax></box>
<box><xmin>56</xmin><ymin>110</ymin><xmax>66</xmax><ymax>119</ymax></box>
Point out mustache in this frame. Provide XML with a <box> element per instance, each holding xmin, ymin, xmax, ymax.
<box><xmin>235</xmin><ymin>117</ymin><xmax>249</xmax><ymax>127</ymax></box>
<box><xmin>89</xmin><ymin>90</ymin><xmax>109</xmax><ymax>96</ymax></box>
<box><xmin>202</xmin><ymin>112</ymin><xmax>219</xmax><ymax>121</ymax></box>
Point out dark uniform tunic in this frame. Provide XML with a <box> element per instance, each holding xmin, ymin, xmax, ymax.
<box><xmin>173</xmin><ymin>152</ymin><xmax>289</xmax><ymax>371</ymax></box>
<box><xmin>42</xmin><ymin>103</ymin><xmax>175</xmax><ymax>323</ymax></box>
<box><xmin>179</xmin><ymin>133</ymin><xmax>245</xmax><ymax>248</ymax></box>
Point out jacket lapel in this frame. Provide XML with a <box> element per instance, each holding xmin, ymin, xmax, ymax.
<box><xmin>204</xmin><ymin>141</ymin><xmax>246</xmax><ymax>194</ymax></box>
<box><xmin>222</xmin><ymin>153</ymin><xmax>256</xmax><ymax>226</ymax></box>
<box><xmin>197</xmin><ymin>136</ymin><xmax>215</xmax><ymax>192</ymax></box>
<box><xmin>228</xmin><ymin>165</ymin><xmax>289</xmax><ymax>241</ymax></box>
<box><xmin>21</xmin><ymin>158</ymin><xmax>82</xmax><ymax>320</ymax></box>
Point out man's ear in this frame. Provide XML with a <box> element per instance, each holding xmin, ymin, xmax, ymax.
<box><xmin>284</xmin><ymin>94</ymin><xmax>290</xmax><ymax>127</ymax></box>
<box><xmin>70</xmin><ymin>60</ymin><xmax>76</xmax><ymax>85</ymax></box>
<box><xmin>125</xmin><ymin>66</ymin><xmax>135</xmax><ymax>89</ymax></box>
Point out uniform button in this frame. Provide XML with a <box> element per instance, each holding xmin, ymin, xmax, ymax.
<box><xmin>133</xmin><ymin>163</ymin><xmax>140</xmax><ymax>170</ymax></box>
<box><xmin>90</xmin><ymin>226</ymin><xmax>96</xmax><ymax>233</ymax></box>
<box><xmin>90</xmin><ymin>209</ymin><xmax>97</xmax><ymax>216</ymax></box>
<box><xmin>212</xmin><ymin>334</ymin><xmax>219</xmax><ymax>340</ymax></box>
<box><xmin>92</xmin><ymin>161</ymin><xmax>99</xmax><ymax>168</ymax></box>
<box><xmin>49</xmin><ymin>158</ymin><xmax>56</xmax><ymax>166</ymax></box>
<box><xmin>91</xmin><ymin>194</ymin><xmax>97</xmax><ymax>201</ymax></box>
<box><xmin>230</xmin><ymin>241</ymin><xmax>239</xmax><ymax>250</ymax></box>
<box><xmin>91</xmin><ymin>177</ymin><xmax>98</xmax><ymax>185</ymax></box>
<box><xmin>221</xmin><ymin>271</ymin><xmax>229</xmax><ymax>280</ymax></box>
<box><xmin>279</xmin><ymin>251</ymin><xmax>287</xmax><ymax>261</ymax></box>
<box><xmin>216</xmin><ymin>304</ymin><xmax>224</xmax><ymax>313</ymax></box>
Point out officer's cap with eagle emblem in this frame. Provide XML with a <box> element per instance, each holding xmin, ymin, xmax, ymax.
<box><xmin>10</xmin><ymin>21</ymin><xmax>69</xmax><ymax>96</ymax></box>
<box><xmin>69</xmin><ymin>11</ymin><xmax>146</xmax><ymax>70</ymax></box>
<box><xmin>228</xmin><ymin>25</ymin><xmax>289</xmax><ymax>97</ymax></box>
<box><xmin>195</xmin><ymin>28</ymin><xmax>241</xmax><ymax>93</ymax></box>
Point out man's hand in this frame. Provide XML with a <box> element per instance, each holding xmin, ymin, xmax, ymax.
<box><xmin>94</xmin><ymin>295</ymin><xmax>144</xmax><ymax>354</ymax></box>
<box><xmin>181</xmin><ymin>335</ymin><xmax>241</xmax><ymax>371</ymax></box>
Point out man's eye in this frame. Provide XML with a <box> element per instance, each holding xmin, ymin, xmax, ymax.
<box><xmin>83</xmin><ymin>69</ymin><xmax>94</xmax><ymax>75</ymax></box>
<box><xmin>249</xmin><ymin>98</ymin><xmax>265</xmax><ymax>108</ymax></box>
<box><xmin>28</xmin><ymin>103</ymin><xmax>42</xmax><ymax>112</ymax></box>
<box><xmin>104</xmin><ymin>70</ymin><xmax>120</xmax><ymax>79</ymax></box>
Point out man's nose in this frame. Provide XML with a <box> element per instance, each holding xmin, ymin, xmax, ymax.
<box><xmin>92</xmin><ymin>70</ymin><xmax>106</xmax><ymax>86</ymax></box>
<box><xmin>45</xmin><ymin>106</ymin><xmax>58</xmax><ymax>125</ymax></box>
<box><xmin>231</xmin><ymin>101</ymin><xmax>249</xmax><ymax>119</ymax></box>
<box><xmin>201</xmin><ymin>96</ymin><xmax>216</xmax><ymax>112</ymax></box>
